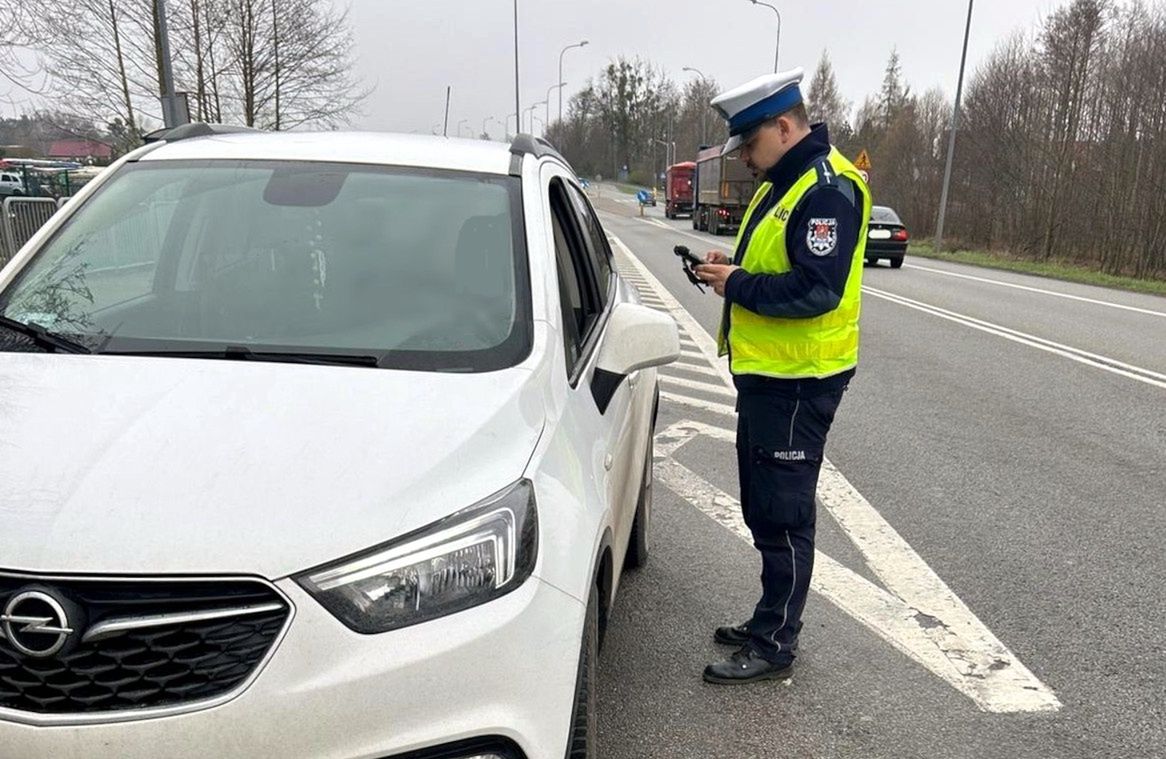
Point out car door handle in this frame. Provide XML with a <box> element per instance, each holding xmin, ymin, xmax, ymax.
<box><xmin>628</xmin><ymin>371</ymin><xmax>639</xmax><ymax>389</ymax></box>
<box><xmin>604</xmin><ymin>453</ymin><xmax>614</xmax><ymax>471</ymax></box>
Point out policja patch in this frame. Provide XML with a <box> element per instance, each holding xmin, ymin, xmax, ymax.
<box><xmin>807</xmin><ymin>218</ymin><xmax>838</xmax><ymax>256</ymax></box>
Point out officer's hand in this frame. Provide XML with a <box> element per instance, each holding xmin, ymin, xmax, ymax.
<box><xmin>704</xmin><ymin>251</ymin><xmax>730</xmax><ymax>265</ymax></box>
<box><xmin>694</xmin><ymin>264</ymin><xmax>740</xmax><ymax>297</ymax></box>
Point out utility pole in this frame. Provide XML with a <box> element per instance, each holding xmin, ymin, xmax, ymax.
<box><xmin>154</xmin><ymin>0</ymin><xmax>185</xmax><ymax>127</ymax></box>
<box><xmin>934</xmin><ymin>0</ymin><xmax>975</xmax><ymax>253</ymax></box>
<box><xmin>443</xmin><ymin>86</ymin><xmax>451</xmax><ymax>137</ymax></box>
<box><xmin>513</xmin><ymin>0</ymin><xmax>521</xmax><ymax>136</ymax></box>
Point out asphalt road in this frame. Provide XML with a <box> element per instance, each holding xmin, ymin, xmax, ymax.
<box><xmin>591</xmin><ymin>186</ymin><xmax>1166</xmax><ymax>758</ymax></box>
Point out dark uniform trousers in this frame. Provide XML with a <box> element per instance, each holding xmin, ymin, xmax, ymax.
<box><xmin>736</xmin><ymin>381</ymin><xmax>847</xmax><ymax>664</ymax></box>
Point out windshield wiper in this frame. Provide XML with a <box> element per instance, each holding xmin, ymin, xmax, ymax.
<box><xmin>105</xmin><ymin>345</ymin><xmax>381</xmax><ymax>367</ymax></box>
<box><xmin>0</xmin><ymin>315</ymin><xmax>93</xmax><ymax>354</ymax></box>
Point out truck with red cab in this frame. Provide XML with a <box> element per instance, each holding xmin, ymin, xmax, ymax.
<box><xmin>663</xmin><ymin>161</ymin><xmax>695</xmax><ymax>219</ymax></box>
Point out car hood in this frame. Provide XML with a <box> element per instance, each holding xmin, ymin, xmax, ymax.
<box><xmin>0</xmin><ymin>353</ymin><xmax>545</xmax><ymax>578</ymax></box>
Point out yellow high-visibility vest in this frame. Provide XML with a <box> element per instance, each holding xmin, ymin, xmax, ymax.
<box><xmin>717</xmin><ymin>147</ymin><xmax>871</xmax><ymax>379</ymax></box>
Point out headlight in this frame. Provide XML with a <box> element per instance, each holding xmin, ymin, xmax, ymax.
<box><xmin>296</xmin><ymin>479</ymin><xmax>538</xmax><ymax>634</ymax></box>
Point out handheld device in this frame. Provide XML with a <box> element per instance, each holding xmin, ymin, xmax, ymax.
<box><xmin>674</xmin><ymin>245</ymin><xmax>704</xmax><ymax>268</ymax></box>
<box><xmin>673</xmin><ymin>245</ymin><xmax>706</xmax><ymax>292</ymax></box>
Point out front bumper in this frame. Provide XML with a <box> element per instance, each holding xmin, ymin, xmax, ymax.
<box><xmin>0</xmin><ymin>577</ymin><xmax>584</xmax><ymax>759</ymax></box>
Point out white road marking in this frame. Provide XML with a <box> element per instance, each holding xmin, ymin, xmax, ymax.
<box><xmin>613</xmin><ymin>232</ymin><xmax>1062</xmax><ymax>713</ymax></box>
<box><xmin>864</xmin><ymin>285</ymin><xmax>1166</xmax><ymax>390</ymax></box>
<box><xmin>660</xmin><ymin>375</ymin><xmax>738</xmax><ymax>401</ymax></box>
<box><xmin>656</xmin><ymin>422</ymin><xmax>1059</xmax><ymax>713</ymax></box>
<box><xmin>635</xmin><ymin>214</ymin><xmax>737</xmax><ymax>253</ymax></box>
<box><xmin>672</xmin><ymin>354</ymin><xmax>719</xmax><ymax>371</ymax></box>
<box><xmin>904</xmin><ymin>262</ymin><xmax>1166</xmax><ymax>318</ymax></box>
<box><xmin>659</xmin><ymin>391</ymin><xmax>737</xmax><ymax>418</ymax></box>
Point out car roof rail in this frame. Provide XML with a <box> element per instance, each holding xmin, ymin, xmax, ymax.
<box><xmin>508</xmin><ymin>133</ymin><xmax>573</xmax><ymax>176</ymax></box>
<box><xmin>142</xmin><ymin>122</ymin><xmax>260</xmax><ymax>144</ymax></box>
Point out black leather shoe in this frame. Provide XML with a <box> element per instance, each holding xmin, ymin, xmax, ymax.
<box><xmin>713</xmin><ymin>623</ymin><xmax>750</xmax><ymax>646</ymax></box>
<box><xmin>714</xmin><ymin>620</ymin><xmax>802</xmax><ymax>647</ymax></box>
<box><xmin>703</xmin><ymin>647</ymin><xmax>794</xmax><ymax>684</ymax></box>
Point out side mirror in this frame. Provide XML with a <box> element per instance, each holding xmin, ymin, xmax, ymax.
<box><xmin>591</xmin><ymin>302</ymin><xmax>680</xmax><ymax>413</ymax></box>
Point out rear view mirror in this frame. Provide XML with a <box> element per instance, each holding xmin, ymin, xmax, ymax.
<box><xmin>591</xmin><ymin>302</ymin><xmax>680</xmax><ymax>413</ymax></box>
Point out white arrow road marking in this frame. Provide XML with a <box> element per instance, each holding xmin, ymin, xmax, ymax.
<box><xmin>610</xmin><ymin>231</ymin><xmax>1061</xmax><ymax>714</ymax></box>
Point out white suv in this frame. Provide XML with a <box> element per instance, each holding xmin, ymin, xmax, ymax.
<box><xmin>0</xmin><ymin>171</ymin><xmax>24</xmax><ymax>196</ymax></box>
<box><xmin>0</xmin><ymin>125</ymin><xmax>679</xmax><ymax>759</ymax></box>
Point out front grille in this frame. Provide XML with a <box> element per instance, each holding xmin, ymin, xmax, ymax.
<box><xmin>0</xmin><ymin>575</ymin><xmax>289</xmax><ymax>715</ymax></box>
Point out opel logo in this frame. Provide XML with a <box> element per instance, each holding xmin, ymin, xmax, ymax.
<box><xmin>1</xmin><ymin>589</ymin><xmax>76</xmax><ymax>659</ymax></box>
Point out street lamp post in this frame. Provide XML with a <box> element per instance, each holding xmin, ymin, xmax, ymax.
<box><xmin>546</xmin><ymin>82</ymin><xmax>565</xmax><ymax>138</ymax></box>
<box><xmin>653</xmin><ymin>137</ymin><xmax>672</xmax><ymax>192</ymax></box>
<box><xmin>513</xmin><ymin>0</ymin><xmax>521</xmax><ymax>135</ymax></box>
<box><xmin>481</xmin><ymin>116</ymin><xmax>494</xmax><ymax>139</ymax></box>
<box><xmin>457</xmin><ymin>118</ymin><xmax>470</xmax><ymax>137</ymax></box>
<box><xmin>154</xmin><ymin>0</ymin><xmax>186</xmax><ymax>127</ymax></box>
<box><xmin>748</xmin><ymin>0</ymin><xmax>782</xmax><ymax>73</ymax></box>
<box><xmin>504</xmin><ymin>114</ymin><xmax>517</xmax><ymax>138</ymax></box>
<box><xmin>682</xmin><ymin>66</ymin><xmax>709</xmax><ymax>145</ymax></box>
<box><xmin>934</xmin><ymin>0</ymin><xmax>975</xmax><ymax>254</ymax></box>
<box><xmin>528</xmin><ymin>101</ymin><xmax>547</xmax><ymax>136</ymax></box>
<box><xmin>558</xmin><ymin>40</ymin><xmax>589</xmax><ymax>128</ymax></box>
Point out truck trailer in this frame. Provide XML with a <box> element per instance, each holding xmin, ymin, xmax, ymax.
<box><xmin>693</xmin><ymin>146</ymin><xmax>761</xmax><ymax>236</ymax></box>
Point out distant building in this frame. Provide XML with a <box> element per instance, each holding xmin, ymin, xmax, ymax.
<box><xmin>0</xmin><ymin>145</ymin><xmax>39</xmax><ymax>159</ymax></box>
<box><xmin>47</xmin><ymin>139</ymin><xmax>113</xmax><ymax>164</ymax></box>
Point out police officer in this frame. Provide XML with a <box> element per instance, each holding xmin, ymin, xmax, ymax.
<box><xmin>693</xmin><ymin>69</ymin><xmax>871</xmax><ymax>684</ymax></box>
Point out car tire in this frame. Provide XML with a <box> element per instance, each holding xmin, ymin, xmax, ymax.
<box><xmin>625</xmin><ymin>433</ymin><xmax>653</xmax><ymax>570</ymax></box>
<box><xmin>709</xmin><ymin>213</ymin><xmax>719</xmax><ymax>236</ymax></box>
<box><xmin>566</xmin><ymin>588</ymin><xmax>599</xmax><ymax>759</ymax></box>
<box><xmin>890</xmin><ymin>257</ymin><xmax>904</xmax><ymax>269</ymax></box>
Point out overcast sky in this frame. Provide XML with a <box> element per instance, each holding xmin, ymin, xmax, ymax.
<box><xmin>351</xmin><ymin>0</ymin><xmax>1063</xmax><ymax>136</ymax></box>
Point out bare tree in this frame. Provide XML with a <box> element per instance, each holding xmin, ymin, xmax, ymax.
<box><xmin>806</xmin><ymin>49</ymin><xmax>851</xmax><ymax>143</ymax></box>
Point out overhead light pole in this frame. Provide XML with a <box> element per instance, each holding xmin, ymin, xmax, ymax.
<box><xmin>557</xmin><ymin>40</ymin><xmax>589</xmax><ymax>128</ymax></box>
<box><xmin>546</xmin><ymin>82</ymin><xmax>565</xmax><ymax>137</ymax></box>
<box><xmin>154</xmin><ymin>0</ymin><xmax>187</xmax><ymax>127</ymax></box>
<box><xmin>682</xmin><ymin>66</ymin><xmax>709</xmax><ymax>145</ymax></box>
<box><xmin>482</xmin><ymin>115</ymin><xmax>494</xmax><ymax>139</ymax></box>
<box><xmin>527</xmin><ymin>100</ymin><xmax>547</xmax><ymax>136</ymax></box>
<box><xmin>934</xmin><ymin>0</ymin><xmax>975</xmax><ymax>254</ymax></box>
<box><xmin>748</xmin><ymin>0</ymin><xmax>782</xmax><ymax>73</ymax></box>
<box><xmin>513</xmin><ymin>0</ymin><xmax>521</xmax><ymax>139</ymax></box>
<box><xmin>457</xmin><ymin>118</ymin><xmax>470</xmax><ymax>137</ymax></box>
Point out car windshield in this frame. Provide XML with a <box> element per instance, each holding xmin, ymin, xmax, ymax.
<box><xmin>871</xmin><ymin>206</ymin><xmax>902</xmax><ymax>224</ymax></box>
<box><xmin>0</xmin><ymin>160</ymin><xmax>531</xmax><ymax>372</ymax></box>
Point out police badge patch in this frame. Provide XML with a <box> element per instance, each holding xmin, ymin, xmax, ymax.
<box><xmin>807</xmin><ymin>218</ymin><xmax>838</xmax><ymax>256</ymax></box>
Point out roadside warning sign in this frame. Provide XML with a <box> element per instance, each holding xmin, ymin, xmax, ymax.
<box><xmin>854</xmin><ymin>149</ymin><xmax>872</xmax><ymax>171</ymax></box>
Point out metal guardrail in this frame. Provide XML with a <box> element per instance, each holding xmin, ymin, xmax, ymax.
<box><xmin>1</xmin><ymin>197</ymin><xmax>59</xmax><ymax>267</ymax></box>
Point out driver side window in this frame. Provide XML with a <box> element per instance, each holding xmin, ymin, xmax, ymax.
<box><xmin>548</xmin><ymin>177</ymin><xmax>603</xmax><ymax>380</ymax></box>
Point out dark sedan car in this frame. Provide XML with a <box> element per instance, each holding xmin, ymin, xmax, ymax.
<box><xmin>866</xmin><ymin>205</ymin><xmax>909</xmax><ymax>268</ymax></box>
